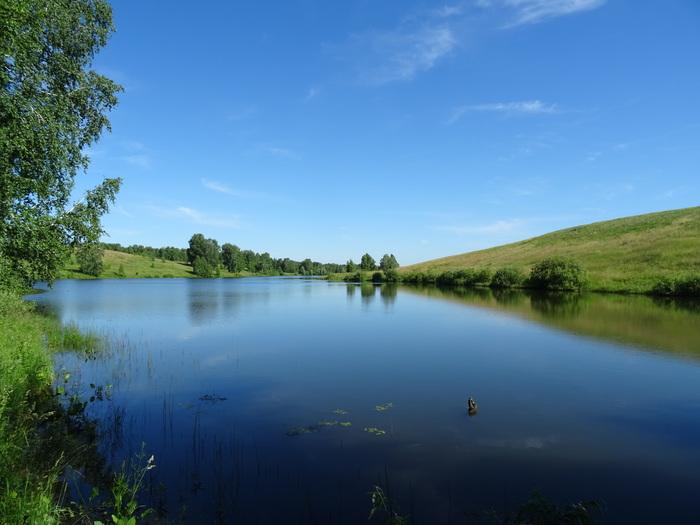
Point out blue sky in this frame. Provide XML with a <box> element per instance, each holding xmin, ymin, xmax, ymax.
<box><xmin>86</xmin><ymin>0</ymin><xmax>700</xmax><ymax>266</ymax></box>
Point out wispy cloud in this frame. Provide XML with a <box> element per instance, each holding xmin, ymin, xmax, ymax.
<box><xmin>201</xmin><ymin>178</ymin><xmax>282</xmax><ymax>201</ymax></box>
<box><xmin>305</xmin><ymin>86</ymin><xmax>323</xmax><ymax>101</ymax></box>
<box><xmin>485</xmin><ymin>0</ymin><xmax>606</xmax><ymax>27</ymax></box>
<box><xmin>146</xmin><ymin>204</ymin><xmax>241</xmax><ymax>229</ymax></box>
<box><xmin>337</xmin><ymin>6</ymin><xmax>461</xmax><ymax>85</ymax></box>
<box><xmin>176</xmin><ymin>207</ymin><xmax>241</xmax><ymax>228</ymax></box>
<box><xmin>448</xmin><ymin>100</ymin><xmax>557</xmax><ymax>123</ymax></box>
<box><xmin>433</xmin><ymin>219</ymin><xmax>524</xmax><ymax>235</ymax></box>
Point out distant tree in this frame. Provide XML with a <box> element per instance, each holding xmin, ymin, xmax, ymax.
<box><xmin>192</xmin><ymin>256</ymin><xmax>214</xmax><ymax>278</ymax></box>
<box><xmin>221</xmin><ymin>243</ymin><xmax>242</xmax><ymax>272</ymax></box>
<box><xmin>256</xmin><ymin>252</ymin><xmax>274</xmax><ymax>274</ymax></box>
<box><xmin>300</xmin><ymin>258</ymin><xmax>314</xmax><ymax>275</ymax></box>
<box><xmin>0</xmin><ymin>0</ymin><xmax>122</xmax><ymax>287</ymax></box>
<box><xmin>187</xmin><ymin>234</ymin><xmax>220</xmax><ymax>268</ymax></box>
<box><xmin>76</xmin><ymin>242</ymin><xmax>104</xmax><ymax>277</ymax></box>
<box><xmin>346</xmin><ymin>259</ymin><xmax>357</xmax><ymax>272</ymax></box>
<box><xmin>360</xmin><ymin>253</ymin><xmax>376</xmax><ymax>271</ymax></box>
<box><xmin>379</xmin><ymin>254</ymin><xmax>399</xmax><ymax>272</ymax></box>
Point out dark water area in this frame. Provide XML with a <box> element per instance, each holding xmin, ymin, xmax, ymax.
<box><xmin>29</xmin><ymin>278</ymin><xmax>700</xmax><ymax>524</ymax></box>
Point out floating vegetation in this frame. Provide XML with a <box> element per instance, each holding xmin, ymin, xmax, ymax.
<box><xmin>287</xmin><ymin>404</ymin><xmax>392</xmax><ymax>437</ymax></box>
<box><xmin>286</xmin><ymin>425</ymin><xmax>321</xmax><ymax>437</ymax></box>
<box><xmin>198</xmin><ymin>394</ymin><xmax>228</xmax><ymax>403</ymax></box>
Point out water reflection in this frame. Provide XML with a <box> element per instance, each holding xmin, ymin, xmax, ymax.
<box><xmin>402</xmin><ymin>284</ymin><xmax>700</xmax><ymax>358</ymax></box>
<box><xmin>27</xmin><ymin>279</ymin><xmax>700</xmax><ymax>525</ymax></box>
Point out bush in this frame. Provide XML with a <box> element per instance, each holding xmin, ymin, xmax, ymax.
<box><xmin>653</xmin><ymin>274</ymin><xmax>700</xmax><ymax>297</ymax></box>
<box><xmin>651</xmin><ymin>277</ymin><xmax>677</xmax><ymax>296</ymax></box>
<box><xmin>193</xmin><ymin>256</ymin><xmax>214</xmax><ymax>278</ymax></box>
<box><xmin>676</xmin><ymin>275</ymin><xmax>700</xmax><ymax>297</ymax></box>
<box><xmin>528</xmin><ymin>256</ymin><xmax>588</xmax><ymax>291</ymax></box>
<box><xmin>490</xmin><ymin>266</ymin><xmax>525</xmax><ymax>288</ymax></box>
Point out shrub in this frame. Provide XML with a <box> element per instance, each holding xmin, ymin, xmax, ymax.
<box><xmin>651</xmin><ymin>277</ymin><xmax>677</xmax><ymax>296</ymax></box>
<box><xmin>193</xmin><ymin>256</ymin><xmax>214</xmax><ymax>278</ymax></box>
<box><xmin>528</xmin><ymin>256</ymin><xmax>588</xmax><ymax>291</ymax></box>
<box><xmin>676</xmin><ymin>275</ymin><xmax>700</xmax><ymax>297</ymax></box>
<box><xmin>491</xmin><ymin>266</ymin><xmax>525</xmax><ymax>288</ymax></box>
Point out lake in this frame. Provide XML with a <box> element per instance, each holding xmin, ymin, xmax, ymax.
<box><xmin>28</xmin><ymin>278</ymin><xmax>700</xmax><ymax>524</ymax></box>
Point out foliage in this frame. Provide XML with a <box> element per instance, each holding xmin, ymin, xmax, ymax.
<box><xmin>76</xmin><ymin>242</ymin><xmax>104</xmax><ymax>277</ymax></box>
<box><xmin>93</xmin><ymin>444</ymin><xmax>155</xmax><ymax>525</ymax></box>
<box><xmin>361</xmin><ymin>253</ymin><xmax>377</xmax><ymax>271</ymax></box>
<box><xmin>528</xmin><ymin>256</ymin><xmax>589</xmax><ymax>291</ymax></box>
<box><xmin>347</xmin><ymin>259</ymin><xmax>357</xmax><ymax>272</ymax></box>
<box><xmin>221</xmin><ymin>242</ymin><xmax>243</xmax><ymax>272</ymax></box>
<box><xmin>498</xmin><ymin>489</ymin><xmax>603</xmax><ymax>525</ymax></box>
<box><xmin>0</xmin><ymin>290</ymin><xmax>65</xmax><ymax>524</ymax></box>
<box><xmin>651</xmin><ymin>274</ymin><xmax>700</xmax><ymax>297</ymax></box>
<box><xmin>192</xmin><ymin>255</ymin><xmax>216</xmax><ymax>278</ymax></box>
<box><xmin>491</xmin><ymin>265</ymin><xmax>525</xmax><ymax>288</ymax></box>
<box><xmin>1</xmin><ymin>0</ymin><xmax>122</xmax><ymax>286</ymax></box>
<box><xmin>187</xmin><ymin>233</ymin><xmax>220</xmax><ymax>268</ymax></box>
<box><xmin>379</xmin><ymin>254</ymin><xmax>399</xmax><ymax>272</ymax></box>
<box><xmin>368</xmin><ymin>486</ymin><xmax>410</xmax><ymax>524</ymax></box>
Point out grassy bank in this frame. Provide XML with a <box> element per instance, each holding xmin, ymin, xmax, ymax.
<box><xmin>61</xmin><ymin>250</ymin><xmax>256</xmax><ymax>279</ymax></box>
<box><xmin>400</xmin><ymin>206</ymin><xmax>700</xmax><ymax>293</ymax></box>
<box><xmin>0</xmin><ymin>290</ymin><xmax>63</xmax><ymax>523</ymax></box>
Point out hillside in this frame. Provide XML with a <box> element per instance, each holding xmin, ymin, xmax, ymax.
<box><xmin>61</xmin><ymin>250</ymin><xmax>252</xmax><ymax>279</ymax></box>
<box><xmin>400</xmin><ymin>207</ymin><xmax>700</xmax><ymax>293</ymax></box>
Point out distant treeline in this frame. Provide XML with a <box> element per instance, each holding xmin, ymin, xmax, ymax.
<box><xmin>102</xmin><ymin>236</ymin><xmax>399</xmax><ymax>278</ymax></box>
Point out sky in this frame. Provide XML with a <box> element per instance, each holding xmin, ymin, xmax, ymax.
<box><xmin>84</xmin><ymin>0</ymin><xmax>700</xmax><ymax>266</ymax></box>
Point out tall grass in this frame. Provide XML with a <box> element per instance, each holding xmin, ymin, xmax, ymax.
<box><xmin>0</xmin><ymin>290</ymin><xmax>62</xmax><ymax>524</ymax></box>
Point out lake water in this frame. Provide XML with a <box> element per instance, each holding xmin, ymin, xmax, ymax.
<box><xmin>28</xmin><ymin>278</ymin><xmax>700</xmax><ymax>524</ymax></box>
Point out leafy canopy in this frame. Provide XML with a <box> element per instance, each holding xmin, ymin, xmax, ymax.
<box><xmin>1</xmin><ymin>0</ymin><xmax>122</xmax><ymax>287</ymax></box>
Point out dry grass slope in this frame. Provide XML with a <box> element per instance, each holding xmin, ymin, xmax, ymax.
<box><xmin>400</xmin><ymin>207</ymin><xmax>700</xmax><ymax>292</ymax></box>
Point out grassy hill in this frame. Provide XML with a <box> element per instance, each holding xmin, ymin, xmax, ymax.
<box><xmin>61</xmin><ymin>250</ymin><xmax>254</xmax><ymax>279</ymax></box>
<box><xmin>400</xmin><ymin>206</ymin><xmax>700</xmax><ymax>293</ymax></box>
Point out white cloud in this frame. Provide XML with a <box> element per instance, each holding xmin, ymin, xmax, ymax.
<box><xmin>339</xmin><ymin>6</ymin><xmax>461</xmax><ymax>85</ymax></box>
<box><xmin>176</xmin><ymin>207</ymin><xmax>241</xmax><ymax>228</ymax></box>
<box><xmin>499</xmin><ymin>0</ymin><xmax>606</xmax><ymax>27</ymax></box>
<box><xmin>201</xmin><ymin>178</ymin><xmax>281</xmax><ymax>201</ymax></box>
<box><xmin>146</xmin><ymin>204</ymin><xmax>241</xmax><ymax>229</ymax></box>
<box><xmin>434</xmin><ymin>219</ymin><xmax>524</xmax><ymax>235</ymax></box>
<box><xmin>448</xmin><ymin>100</ymin><xmax>557</xmax><ymax>123</ymax></box>
<box><xmin>120</xmin><ymin>154</ymin><xmax>152</xmax><ymax>168</ymax></box>
<box><xmin>305</xmin><ymin>86</ymin><xmax>323</xmax><ymax>101</ymax></box>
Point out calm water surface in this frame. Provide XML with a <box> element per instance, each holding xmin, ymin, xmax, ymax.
<box><xmin>29</xmin><ymin>278</ymin><xmax>700</xmax><ymax>524</ymax></box>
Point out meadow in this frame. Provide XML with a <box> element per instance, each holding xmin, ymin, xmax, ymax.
<box><xmin>400</xmin><ymin>206</ymin><xmax>700</xmax><ymax>293</ymax></box>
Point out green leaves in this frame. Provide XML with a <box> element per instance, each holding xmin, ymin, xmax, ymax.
<box><xmin>1</xmin><ymin>0</ymin><xmax>123</xmax><ymax>287</ymax></box>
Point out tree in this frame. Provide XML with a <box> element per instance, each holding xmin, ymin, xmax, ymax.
<box><xmin>1</xmin><ymin>0</ymin><xmax>123</xmax><ymax>287</ymax></box>
<box><xmin>187</xmin><ymin>234</ymin><xmax>220</xmax><ymax>268</ymax></box>
<box><xmin>75</xmin><ymin>242</ymin><xmax>103</xmax><ymax>277</ymax></box>
<box><xmin>379</xmin><ymin>254</ymin><xmax>399</xmax><ymax>272</ymax></box>
<box><xmin>221</xmin><ymin>243</ymin><xmax>243</xmax><ymax>273</ymax></box>
<box><xmin>346</xmin><ymin>259</ymin><xmax>357</xmax><ymax>272</ymax></box>
<box><xmin>360</xmin><ymin>253</ymin><xmax>376</xmax><ymax>271</ymax></box>
<box><xmin>192</xmin><ymin>256</ymin><xmax>214</xmax><ymax>278</ymax></box>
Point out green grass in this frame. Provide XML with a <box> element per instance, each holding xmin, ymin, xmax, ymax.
<box><xmin>400</xmin><ymin>206</ymin><xmax>700</xmax><ymax>293</ymax></box>
<box><xmin>62</xmin><ymin>250</ymin><xmax>256</xmax><ymax>279</ymax></box>
<box><xmin>0</xmin><ymin>290</ymin><xmax>62</xmax><ymax>524</ymax></box>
